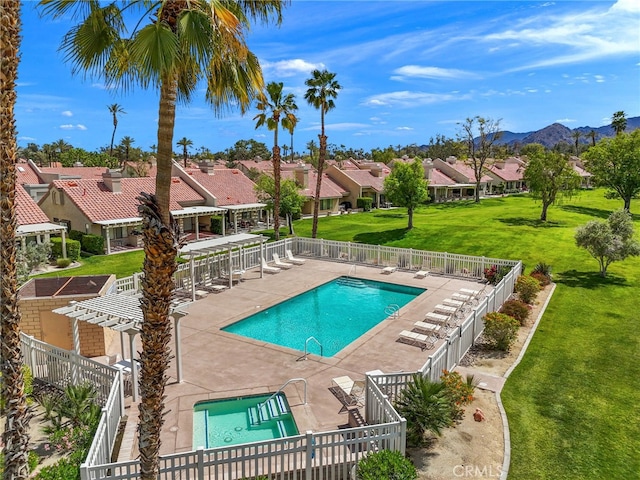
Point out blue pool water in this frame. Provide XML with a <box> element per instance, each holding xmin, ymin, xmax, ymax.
<box><xmin>193</xmin><ymin>393</ymin><xmax>299</xmax><ymax>449</ymax></box>
<box><xmin>222</xmin><ymin>276</ymin><xmax>425</xmax><ymax>357</ymax></box>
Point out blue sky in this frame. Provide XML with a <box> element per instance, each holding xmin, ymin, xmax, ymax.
<box><xmin>16</xmin><ymin>0</ymin><xmax>640</xmax><ymax>155</ymax></box>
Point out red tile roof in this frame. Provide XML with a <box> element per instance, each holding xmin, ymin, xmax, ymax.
<box><xmin>429</xmin><ymin>169</ymin><xmax>457</xmax><ymax>186</ymax></box>
<box><xmin>39</xmin><ymin>166</ymin><xmax>111</xmax><ymax>179</ymax></box>
<box><xmin>16</xmin><ymin>162</ymin><xmax>41</xmax><ymax>184</ymax></box>
<box><xmin>487</xmin><ymin>162</ymin><xmax>525</xmax><ymax>182</ymax></box>
<box><xmin>185</xmin><ymin>169</ymin><xmax>259</xmax><ymax>206</ymax></box>
<box><xmin>451</xmin><ymin>162</ymin><xmax>493</xmax><ymax>183</ymax></box>
<box><xmin>49</xmin><ymin>177</ymin><xmax>204</xmax><ymax>222</ymax></box>
<box><xmin>16</xmin><ymin>184</ymin><xmax>51</xmax><ymax>226</ymax></box>
<box><xmin>281</xmin><ymin>170</ymin><xmax>348</xmax><ymax>199</ymax></box>
<box><xmin>338</xmin><ymin>169</ymin><xmax>388</xmax><ymax>192</ymax></box>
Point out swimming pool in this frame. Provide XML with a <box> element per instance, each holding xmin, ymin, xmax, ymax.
<box><xmin>222</xmin><ymin>276</ymin><xmax>425</xmax><ymax>357</ymax></box>
<box><xmin>193</xmin><ymin>393</ymin><xmax>299</xmax><ymax>449</ymax></box>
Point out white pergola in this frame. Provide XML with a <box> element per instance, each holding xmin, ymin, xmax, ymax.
<box><xmin>17</xmin><ymin>222</ymin><xmax>68</xmax><ymax>258</ymax></box>
<box><xmin>223</xmin><ymin>203</ymin><xmax>268</xmax><ymax>234</ymax></box>
<box><xmin>53</xmin><ymin>295</ymin><xmax>191</xmax><ymax>402</ymax></box>
<box><xmin>179</xmin><ymin>233</ymin><xmax>267</xmax><ymax>295</ymax></box>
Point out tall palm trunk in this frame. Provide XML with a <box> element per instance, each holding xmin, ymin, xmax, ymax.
<box><xmin>110</xmin><ymin>117</ymin><xmax>117</xmax><ymax>157</ymax></box>
<box><xmin>311</xmin><ymin>108</ymin><xmax>326</xmax><ymax>238</ymax></box>
<box><xmin>137</xmin><ymin>76</ymin><xmax>179</xmax><ymax>480</ymax></box>
<box><xmin>273</xmin><ymin>121</ymin><xmax>281</xmax><ymax>240</ymax></box>
<box><xmin>1</xmin><ymin>2</ymin><xmax>31</xmax><ymax>478</ymax></box>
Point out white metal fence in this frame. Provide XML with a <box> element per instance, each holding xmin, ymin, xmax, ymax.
<box><xmin>29</xmin><ymin>237</ymin><xmax>520</xmax><ymax>479</ymax></box>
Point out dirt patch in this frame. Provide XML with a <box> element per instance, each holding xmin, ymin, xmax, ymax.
<box><xmin>408</xmin><ymin>284</ymin><xmax>553</xmax><ymax>479</ymax></box>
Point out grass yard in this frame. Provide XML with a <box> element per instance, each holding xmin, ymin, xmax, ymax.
<box><xmin>295</xmin><ymin>190</ymin><xmax>640</xmax><ymax>479</ymax></box>
<box><xmin>35</xmin><ymin>249</ymin><xmax>145</xmax><ymax>279</ymax></box>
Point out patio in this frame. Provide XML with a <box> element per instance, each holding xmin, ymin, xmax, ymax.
<box><xmin>112</xmin><ymin>258</ymin><xmax>490</xmax><ymax>458</ymax></box>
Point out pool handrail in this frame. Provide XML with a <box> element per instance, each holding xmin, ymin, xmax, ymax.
<box><xmin>258</xmin><ymin>378</ymin><xmax>308</xmax><ymax>411</ymax></box>
<box><xmin>302</xmin><ymin>336</ymin><xmax>323</xmax><ymax>360</ymax></box>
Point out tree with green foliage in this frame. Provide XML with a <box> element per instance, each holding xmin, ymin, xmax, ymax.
<box><xmin>226</xmin><ymin>139</ymin><xmax>271</xmax><ymax>163</ymax></box>
<box><xmin>383</xmin><ymin>160</ymin><xmax>428</xmax><ymax>229</ymax></box>
<box><xmin>611</xmin><ymin>110</ymin><xmax>627</xmax><ymax>135</ymax></box>
<box><xmin>458</xmin><ymin>116</ymin><xmax>503</xmax><ymax>202</ymax></box>
<box><xmin>583</xmin><ymin>130</ymin><xmax>640</xmax><ymax>212</ymax></box>
<box><xmin>356</xmin><ymin>450</ymin><xmax>417</xmax><ymax>480</ymax></box>
<box><xmin>371</xmin><ymin>146</ymin><xmax>395</xmax><ymax>164</ymax></box>
<box><xmin>520</xmin><ymin>142</ymin><xmax>546</xmax><ymax>158</ymax></box>
<box><xmin>305</xmin><ymin>69</ymin><xmax>341</xmax><ymax>238</ymax></box>
<box><xmin>254</xmin><ymin>81</ymin><xmax>298</xmax><ymax>241</ymax></box>
<box><xmin>394</xmin><ymin>374</ymin><xmax>453</xmax><ymax>446</ymax></box>
<box><xmin>575</xmin><ymin>208</ymin><xmax>640</xmax><ymax>277</ymax></box>
<box><xmin>40</xmin><ymin>1</ymin><xmax>286</xmax><ymax>478</ymax></box>
<box><xmin>523</xmin><ymin>151</ymin><xmax>581</xmax><ymax>221</ymax></box>
<box><xmin>254</xmin><ymin>175</ymin><xmax>305</xmax><ymax>235</ymax></box>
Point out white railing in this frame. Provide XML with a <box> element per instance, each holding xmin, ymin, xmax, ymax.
<box><xmin>20</xmin><ymin>333</ymin><xmax>125</xmax><ymax>470</ymax></box>
<box><xmin>81</xmin><ymin>237</ymin><xmax>521</xmax><ymax>479</ymax></box>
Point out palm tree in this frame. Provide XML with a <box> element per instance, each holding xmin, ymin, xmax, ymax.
<box><xmin>119</xmin><ymin>135</ymin><xmax>135</xmax><ymax>167</ymax></box>
<box><xmin>254</xmin><ymin>81</ymin><xmax>298</xmax><ymax>241</ymax></box>
<box><xmin>1</xmin><ymin>2</ymin><xmax>32</xmax><ymax>478</ymax></box>
<box><xmin>40</xmin><ymin>1</ymin><xmax>285</xmax><ymax>478</ymax></box>
<box><xmin>611</xmin><ymin>111</ymin><xmax>627</xmax><ymax>135</ymax></box>
<box><xmin>306</xmin><ymin>139</ymin><xmax>318</xmax><ymax>165</ymax></box>
<box><xmin>571</xmin><ymin>130</ymin><xmax>582</xmax><ymax>156</ymax></box>
<box><xmin>108</xmin><ymin>103</ymin><xmax>126</xmax><ymax>157</ymax></box>
<box><xmin>176</xmin><ymin>137</ymin><xmax>193</xmax><ymax>167</ymax></box>
<box><xmin>587</xmin><ymin>129</ymin><xmax>597</xmax><ymax>147</ymax></box>
<box><xmin>304</xmin><ymin>69</ymin><xmax>341</xmax><ymax>238</ymax></box>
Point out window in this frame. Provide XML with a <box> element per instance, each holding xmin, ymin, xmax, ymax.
<box><xmin>320</xmin><ymin>199</ymin><xmax>333</xmax><ymax>210</ymax></box>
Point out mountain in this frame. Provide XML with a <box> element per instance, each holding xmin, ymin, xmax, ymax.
<box><xmin>495</xmin><ymin>116</ymin><xmax>640</xmax><ymax>149</ymax></box>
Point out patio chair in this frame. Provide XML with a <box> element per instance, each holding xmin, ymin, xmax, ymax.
<box><xmin>413</xmin><ymin>321</ymin><xmax>444</xmax><ymax>338</ymax></box>
<box><xmin>414</xmin><ymin>270</ymin><xmax>429</xmax><ymax>278</ymax></box>
<box><xmin>285</xmin><ymin>249</ymin><xmax>306</xmax><ymax>265</ymax></box>
<box><xmin>398</xmin><ymin>330</ymin><xmax>436</xmax><ymax>351</ymax></box>
<box><xmin>272</xmin><ymin>253</ymin><xmax>293</xmax><ymax>269</ymax></box>
<box><xmin>425</xmin><ymin>311</ymin><xmax>450</xmax><ymax>324</ymax></box>
<box><xmin>199</xmin><ymin>272</ymin><xmax>227</xmax><ymax>293</ymax></box>
<box><xmin>381</xmin><ymin>266</ymin><xmax>396</xmax><ymax>274</ymax></box>
<box><xmin>261</xmin><ymin>257</ymin><xmax>281</xmax><ymax>274</ymax></box>
<box><xmin>330</xmin><ymin>376</ymin><xmax>365</xmax><ymax>412</ymax></box>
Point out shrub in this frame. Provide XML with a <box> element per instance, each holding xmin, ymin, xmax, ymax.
<box><xmin>484</xmin><ymin>264</ymin><xmax>511</xmax><ymax>285</ymax></box>
<box><xmin>394</xmin><ymin>374</ymin><xmax>453</xmax><ymax>446</ymax></box>
<box><xmin>483</xmin><ymin>312</ymin><xmax>520</xmax><ymax>351</ymax></box>
<box><xmin>356</xmin><ymin>449</ymin><xmax>417</xmax><ymax>480</ymax></box>
<box><xmin>81</xmin><ymin>234</ymin><xmax>104</xmax><ymax>255</ymax></box>
<box><xmin>56</xmin><ymin>258</ymin><xmax>72</xmax><ymax>268</ymax></box>
<box><xmin>51</xmin><ymin>237</ymin><xmax>80</xmax><ymax>261</ymax></box>
<box><xmin>210</xmin><ymin>216</ymin><xmax>223</xmax><ymax>235</ymax></box>
<box><xmin>440</xmin><ymin>370</ymin><xmax>476</xmax><ymax>422</ymax></box>
<box><xmin>356</xmin><ymin>197</ymin><xmax>373</xmax><ymax>212</ymax></box>
<box><xmin>500</xmin><ymin>299</ymin><xmax>531</xmax><ymax>325</ymax></box>
<box><xmin>530</xmin><ymin>271</ymin><xmax>551</xmax><ymax>287</ymax></box>
<box><xmin>532</xmin><ymin>262</ymin><xmax>552</xmax><ymax>277</ymax></box>
<box><xmin>68</xmin><ymin>230</ymin><xmax>84</xmax><ymax>242</ymax></box>
<box><xmin>515</xmin><ymin>275</ymin><xmax>541</xmax><ymax>304</ymax></box>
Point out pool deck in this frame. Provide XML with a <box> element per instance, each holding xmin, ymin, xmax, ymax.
<box><xmin>117</xmin><ymin>259</ymin><xmax>489</xmax><ymax>458</ymax></box>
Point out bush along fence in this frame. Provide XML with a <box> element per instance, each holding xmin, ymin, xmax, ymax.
<box><xmin>30</xmin><ymin>237</ymin><xmax>519</xmax><ymax>480</ymax></box>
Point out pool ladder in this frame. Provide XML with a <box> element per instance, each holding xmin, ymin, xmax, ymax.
<box><xmin>257</xmin><ymin>378</ymin><xmax>308</xmax><ymax>415</ymax></box>
<box><xmin>385</xmin><ymin>304</ymin><xmax>400</xmax><ymax>318</ymax></box>
<box><xmin>301</xmin><ymin>336</ymin><xmax>323</xmax><ymax>360</ymax></box>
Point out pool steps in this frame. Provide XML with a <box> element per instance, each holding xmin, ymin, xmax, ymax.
<box><xmin>336</xmin><ymin>277</ymin><xmax>367</xmax><ymax>288</ymax></box>
<box><xmin>248</xmin><ymin>395</ymin><xmax>290</xmax><ymax>426</ymax></box>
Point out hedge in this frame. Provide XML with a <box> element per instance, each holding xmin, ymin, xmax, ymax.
<box><xmin>210</xmin><ymin>216</ymin><xmax>223</xmax><ymax>235</ymax></box>
<box><xmin>51</xmin><ymin>237</ymin><xmax>80</xmax><ymax>261</ymax></box>
<box><xmin>81</xmin><ymin>234</ymin><xmax>104</xmax><ymax>255</ymax></box>
<box><xmin>356</xmin><ymin>197</ymin><xmax>373</xmax><ymax>212</ymax></box>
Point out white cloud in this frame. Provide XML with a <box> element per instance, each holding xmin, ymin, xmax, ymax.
<box><xmin>393</xmin><ymin>65</ymin><xmax>478</xmax><ymax>80</ymax></box>
<box><xmin>363</xmin><ymin>91</ymin><xmax>470</xmax><ymax>108</ymax></box>
<box><xmin>261</xmin><ymin>59</ymin><xmax>324</xmax><ymax>77</ymax></box>
<box><xmin>18</xmin><ymin>136</ymin><xmax>36</xmax><ymax>141</ymax></box>
<box><xmin>59</xmin><ymin>124</ymin><xmax>87</xmax><ymax>130</ymax></box>
<box><xmin>555</xmin><ymin>118</ymin><xmax>576</xmax><ymax>123</ymax></box>
<box><xmin>61</xmin><ymin>110</ymin><xmax>73</xmax><ymax>117</ymax></box>
<box><xmin>594</xmin><ymin>75</ymin><xmax>605</xmax><ymax>83</ymax></box>
<box><xmin>396</xmin><ymin>126</ymin><xmax>413</xmax><ymax>131</ymax></box>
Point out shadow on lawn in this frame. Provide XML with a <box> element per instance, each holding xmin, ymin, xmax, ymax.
<box><xmin>497</xmin><ymin>217</ymin><xmax>563</xmax><ymax>228</ymax></box>
<box><xmin>561</xmin><ymin>204</ymin><xmax>640</xmax><ymax>221</ymax></box>
<box><xmin>353</xmin><ymin>228</ymin><xmax>408</xmax><ymax>244</ymax></box>
<box><xmin>555</xmin><ymin>269</ymin><xmax>629</xmax><ymax>289</ymax></box>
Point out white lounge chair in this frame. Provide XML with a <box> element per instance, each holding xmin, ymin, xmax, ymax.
<box><xmin>381</xmin><ymin>266</ymin><xmax>397</xmax><ymax>274</ymax></box>
<box><xmin>452</xmin><ymin>292</ymin><xmax>472</xmax><ymax>302</ymax></box>
<box><xmin>261</xmin><ymin>257</ymin><xmax>281</xmax><ymax>274</ymax></box>
<box><xmin>413</xmin><ymin>321</ymin><xmax>443</xmax><ymax>337</ymax></box>
<box><xmin>285</xmin><ymin>249</ymin><xmax>306</xmax><ymax>265</ymax></box>
<box><xmin>272</xmin><ymin>253</ymin><xmax>293</xmax><ymax>269</ymax></box>
<box><xmin>414</xmin><ymin>270</ymin><xmax>429</xmax><ymax>278</ymax></box>
<box><xmin>398</xmin><ymin>330</ymin><xmax>436</xmax><ymax>350</ymax></box>
<box><xmin>442</xmin><ymin>298</ymin><xmax>465</xmax><ymax>308</ymax></box>
<box><xmin>434</xmin><ymin>304</ymin><xmax>457</xmax><ymax>316</ymax></box>
<box><xmin>331</xmin><ymin>376</ymin><xmax>365</xmax><ymax>411</ymax></box>
<box><xmin>425</xmin><ymin>312</ymin><xmax>450</xmax><ymax>324</ymax></box>
<box><xmin>199</xmin><ymin>273</ymin><xmax>227</xmax><ymax>293</ymax></box>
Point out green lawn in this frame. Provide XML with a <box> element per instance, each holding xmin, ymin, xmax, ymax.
<box><xmin>35</xmin><ymin>249</ymin><xmax>145</xmax><ymax>279</ymax></box>
<box><xmin>32</xmin><ymin>190</ymin><xmax>639</xmax><ymax>478</ymax></box>
<box><xmin>294</xmin><ymin>190</ymin><xmax>639</xmax><ymax>479</ymax></box>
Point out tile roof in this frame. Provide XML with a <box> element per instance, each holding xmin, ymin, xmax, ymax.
<box><xmin>49</xmin><ymin>177</ymin><xmax>204</xmax><ymax>222</ymax></box>
<box><xmin>281</xmin><ymin>170</ymin><xmax>348</xmax><ymax>199</ymax></box>
<box><xmin>184</xmin><ymin>169</ymin><xmax>259</xmax><ymax>206</ymax></box>
<box><xmin>429</xmin><ymin>169</ymin><xmax>457</xmax><ymax>186</ymax></box>
<box><xmin>487</xmin><ymin>162</ymin><xmax>525</xmax><ymax>182</ymax></box>
<box><xmin>451</xmin><ymin>161</ymin><xmax>493</xmax><ymax>183</ymax></box>
<box><xmin>16</xmin><ymin>161</ymin><xmax>41</xmax><ymax>184</ymax></box>
<box><xmin>16</xmin><ymin>184</ymin><xmax>51</xmax><ymax>226</ymax></box>
<box><xmin>39</xmin><ymin>166</ymin><xmax>111</xmax><ymax>179</ymax></box>
<box><xmin>338</xmin><ymin>169</ymin><xmax>388</xmax><ymax>192</ymax></box>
